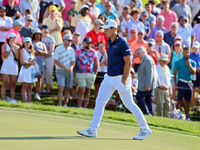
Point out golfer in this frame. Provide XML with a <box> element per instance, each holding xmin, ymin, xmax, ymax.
<box><xmin>77</xmin><ymin>19</ymin><xmax>151</xmax><ymax>140</ymax></box>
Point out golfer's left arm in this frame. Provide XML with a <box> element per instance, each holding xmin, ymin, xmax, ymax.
<box><xmin>122</xmin><ymin>55</ymin><xmax>132</xmax><ymax>85</ymax></box>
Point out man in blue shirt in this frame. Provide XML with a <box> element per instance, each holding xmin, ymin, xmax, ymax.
<box><xmin>95</xmin><ymin>0</ymin><xmax>117</xmax><ymax>14</ymax></box>
<box><xmin>173</xmin><ymin>46</ymin><xmax>196</xmax><ymax>121</ymax></box>
<box><xmin>77</xmin><ymin>19</ymin><xmax>151</xmax><ymax>140</ymax></box>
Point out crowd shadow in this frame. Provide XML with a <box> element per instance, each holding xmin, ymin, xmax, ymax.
<box><xmin>0</xmin><ymin>136</ymin><xmax>132</xmax><ymax>141</ymax></box>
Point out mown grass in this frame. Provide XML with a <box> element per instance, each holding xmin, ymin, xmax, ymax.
<box><xmin>1</xmin><ymin>102</ymin><xmax>200</xmax><ymax>137</ymax></box>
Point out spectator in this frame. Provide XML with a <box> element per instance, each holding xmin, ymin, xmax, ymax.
<box><xmin>131</xmin><ymin>29</ymin><xmax>148</xmax><ymax>72</ymax></box>
<box><xmin>102</xmin><ymin>1</ymin><xmax>118</xmax><ymax>24</ymax></box>
<box><xmin>86</xmin><ymin>2</ymin><xmax>97</xmax><ymax>23</ymax></box>
<box><xmin>75</xmin><ymin>37</ymin><xmax>99</xmax><ymax>108</ymax></box>
<box><xmin>2</xmin><ymin>0</ymin><xmax>21</xmax><ymax>6</ymax></box>
<box><xmin>18</xmin><ymin>8</ymin><xmax>39</xmax><ymax>30</ymax></box>
<box><xmin>170</xmin><ymin>40</ymin><xmax>183</xmax><ymax>100</ymax></box>
<box><xmin>93</xmin><ymin>41</ymin><xmax>107</xmax><ymax>107</ymax></box>
<box><xmin>177</xmin><ymin>16</ymin><xmax>195</xmax><ymax>47</ymax></box>
<box><xmin>32</xmin><ymin>29</ymin><xmax>47</xmax><ymax>101</ymax></box>
<box><xmin>145</xmin><ymin>3</ymin><xmax>156</xmax><ymax>29</ymax></box>
<box><xmin>53</xmin><ymin>34</ymin><xmax>75</xmax><ymax>107</ymax></box>
<box><xmin>0</xmin><ymin>33</ymin><xmax>19</xmax><ymax>101</ymax></box>
<box><xmin>135</xmin><ymin>46</ymin><xmax>160</xmax><ymax>115</ymax></box>
<box><xmin>19</xmin><ymin>14</ymin><xmax>34</xmax><ymax>38</ymax></box>
<box><xmin>5</xmin><ymin>0</ymin><xmax>20</xmax><ymax>18</ymax></box>
<box><xmin>127</xmin><ymin>8</ymin><xmax>144</xmax><ymax>40</ymax></box>
<box><xmin>43</xmin><ymin>5</ymin><xmax>63</xmax><ymax>48</ymax></box>
<box><xmin>67</xmin><ymin>0</ymin><xmax>79</xmax><ymax>24</ymax></box>
<box><xmin>149</xmin><ymin>15</ymin><xmax>167</xmax><ymax>40</ymax></box>
<box><xmin>139</xmin><ymin>10</ymin><xmax>150</xmax><ymax>40</ymax></box>
<box><xmin>19</xmin><ymin>0</ymin><xmax>40</xmax><ymax>21</ymax></box>
<box><xmin>0</xmin><ymin>6</ymin><xmax>13</xmax><ymax>67</ymax></box>
<box><xmin>17</xmin><ymin>37</ymin><xmax>37</xmax><ymax>103</ymax></box>
<box><xmin>98</xmin><ymin>13</ymin><xmax>107</xmax><ymax>22</ymax></box>
<box><xmin>128</xmin><ymin>28</ymin><xmax>137</xmax><ymax>45</ymax></box>
<box><xmin>38</xmin><ymin>0</ymin><xmax>49</xmax><ymax>24</ymax></box>
<box><xmin>6</xmin><ymin>20</ymin><xmax>23</xmax><ymax>47</ymax></box>
<box><xmin>43</xmin><ymin>2</ymin><xmax>62</xmax><ymax>20</ymax></box>
<box><xmin>147</xmin><ymin>38</ymin><xmax>160</xmax><ymax>65</ymax></box>
<box><xmin>89</xmin><ymin>0</ymin><xmax>100</xmax><ymax>17</ymax></box>
<box><xmin>189</xmin><ymin>41</ymin><xmax>200</xmax><ymax>111</ymax></box>
<box><xmin>40</xmin><ymin>25</ymin><xmax>55</xmax><ymax>96</ymax></box>
<box><xmin>170</xmin><ymin>0</ymin><xmax>179</xmax><ymax>9</ymax></box>
<box><xmin>71</xmin><ymin>4</ymin><xmax>92</xmax><ymax>43</ymax></box>
<box><xmin>95</xmin><ymin>0</ymin><xmax>117</xmax><ymax>15</ymax></box>
<box><xmin>193</xmin><ymin>22</ymin><xmax>200</xmax><ymax>43</ymax></box>
<box><xmin>155</xmin><ymin>55</ymin><xmax>171</xmax><ymax>117</ymax></box>
<box><xmin>157</xmin><ymin>0</ymin><xmax>178</xmax><ymax>31</ymax></box>
<box><xmin>173</xmin><ymin>46</ymin><xmax>196</xmax><ymax>121</ymax></box>
<box><xmin>62</xmin><ymin>0</ymin><xmax>71</xmax><ymax>25</ymax></box>
<box><xmin>172</xmin><ymin>0</ymin><xmax>192</xmax><ymax>24</ymax></box>
<box><xmin>85</xmin><ymin>19</ymin><xmax>108</xmax><ymax>50</ymax></box>
<box><xmin>154</xmin><ymin>30</ymin><xmax>170</xmax><ymax>56</ymax></box>
<box><xmin>130</xmin><ymin>67</ymin><xmax>138</xmax><ymax>98</ymax></box>
<box><xmin>163</xmin><ymin>22</ymin><xmax>178</xmax><ymax>49</ymax></box>
<box><xmin>119</xmin><ymin>6</ymin><xmax>131</xmax><ymax>38</ymax></box>
<box><xmin>105</xmin><ymin>95</ymin><xmax>117</xmax><ymax>111</ymax></box>
<box><xmin>71</xmin><ymin>31</ymin><xmax>81</xmax><ymax>107</ymax></box>
<box><xmin>148</xmin><ymin>0</ymin><xmax>161</xmax><ymax>17</ymax></box>
<box><xmin>63</xmin><ymin>29</ymin><xmax>72</xmax><ymax>36</ymax></box>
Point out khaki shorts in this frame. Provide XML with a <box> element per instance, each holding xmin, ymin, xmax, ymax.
<box><xmin>76</xmin><ymin>73</ymin><xmax>96</xmax><ymax>89</ymax></box>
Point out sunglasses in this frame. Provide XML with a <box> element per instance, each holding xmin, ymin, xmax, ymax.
<box><xmin>86</xmin><ymin>42</ymin><xmax>91</xmax><ymax>44</ymax></box>
<box><xmin>138</xmin><ymin>33</ymin><xmax>143</xmax><ymax>35</ymax></box>
<box><xmin>105</xmin><ymin>5</ymin><xmax>111</xmax><ymax>7</ymax></box>
<box><xmin>71</xmin><ymin>1</ymin><xmax>77</xmax><ymax>4</ymax></box>
<box><xmin>35</xmin><ymin>33</ymin><xmax>41</xmax><ymax>36</ymax></box>
<box><xmin>175</xmin><ymin>45</ymin><xmax>180</xmax><ymax>47</ymax></box>
<box><xmin>28</xmin><ymin>20</ymin><xmax>32</xmax><ymax>22</ymax></box>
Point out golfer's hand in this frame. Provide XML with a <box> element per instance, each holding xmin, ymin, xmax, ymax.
<box><xmin>146</xmin><ymin>86</ymin><xmax>150</xmax><ymax>91</ymax></box>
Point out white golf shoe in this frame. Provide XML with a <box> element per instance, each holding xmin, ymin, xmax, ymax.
<box><xmin>133</xmin><ymin>128</ymin><xmax>152</xmax><ymax>140</ymax></box>
<box><xmin>77</xmin><ymin>128</ymin><xmax>97</xmax><ymax>137</ymax></box>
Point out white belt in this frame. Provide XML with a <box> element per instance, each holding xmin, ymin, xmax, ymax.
<box><xmin>179</xmin><ymin>79</ymin><xmax>192</xmax><ymax>84</ymax></box>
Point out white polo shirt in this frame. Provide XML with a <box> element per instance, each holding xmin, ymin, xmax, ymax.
<box><xmin>155</xmin><ymin>41</ymin><xmax>170</xmax><ymax>55</ymax></box>
<box><xmin>0</xmin><ymin>16</ymin><xmax>13</xmax><ymax>42</ymax></box>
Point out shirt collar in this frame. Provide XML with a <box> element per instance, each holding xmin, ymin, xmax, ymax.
<box><xmin>108</xmin><ymin>34</ymin><xmax>120</xmax><ymax>45</ymax></box>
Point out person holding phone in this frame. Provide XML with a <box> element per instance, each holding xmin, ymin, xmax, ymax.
<box><xmin>173</xmin><ymin>46</ymin><xmax>196</xmax><ymax>121</ymax></box>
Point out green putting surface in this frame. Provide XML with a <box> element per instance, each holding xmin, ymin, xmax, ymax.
<box><xmin>0</xmin><ymin>109</ymin><xmax>199</xmax><ymax>150</ymax></box>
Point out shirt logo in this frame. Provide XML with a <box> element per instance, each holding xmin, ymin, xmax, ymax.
<box><xmin>104</xmin><ymin>21</ymin><xmax>108</xmax><ymax>25</ymax></box>
<box><xmin>112</xmin><ymin>46</ymin><xmax>118</xmax><ymax>48</ymax></box>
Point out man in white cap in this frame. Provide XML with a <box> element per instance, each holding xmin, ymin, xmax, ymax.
<box><xmin>85</xmin><ymin>19</ymin><xmax>108</xmax><ymax>50</ymax></box>
<box><xmin>149</xmin><ymin>15</ymin><xmax>168</xmax><ymax>40</ymax></box>
<box><xmin>77</xmin><ymin>19</ymin><xmax>152</xmax><ymax>140</ymax></box>
<box><xmin>20</xmin><ymin>14</ymin><xmax>34</xmax><ymax>38</ymax></box>
<box><xmin>154</xmin><ymin>30</ymin><xmax>170</xmax><ymax>57</ymax></box>
<box><xmin>53</xmin><ymin>34</ymin><xmax>75</xmax><ymax>107</ymax></box>
<box><xmin>189</xmin><ymin>41</ymin><xmax>200</xmax><ymax>112</ymax></box>
<box><xmin>155</xmin><ymin>54</ymin><xmax>171</xmax><ymax>117</ymax></box>
<box><xmin>71</xmin><ymin>4</ymin><xmax>92</xmax><ymax>43</ymax></box>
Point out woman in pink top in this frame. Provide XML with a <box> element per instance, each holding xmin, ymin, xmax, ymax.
<box><xmin>2</xmin><ymin>0</ymin><xmax>21</xmax><ymax>6</ymax></box>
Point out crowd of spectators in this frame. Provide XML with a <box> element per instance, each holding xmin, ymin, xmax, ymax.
<box><xmin>0</xmin><ymin>0</ymin><xmax>200</xmax><ymax>120</ymax></box>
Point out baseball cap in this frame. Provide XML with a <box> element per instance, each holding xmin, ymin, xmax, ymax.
<box><xmin>158</xmin><ymin>54</ymin><xmax>170</xmax><ymax>62</ymax></box>
<box><xmin>94</xmin><ymin>19</ymin><xmax>104</xmax><ymax>25</ymax></box>
<box><xmin>100</xmin><ymin>19</ymin><xmax>117</xmax><ymax>29</ymax></box>
<box><xmin>13</xmin><ymin>20</ymin><xmax>23</xmax><ymax>26</ymax></box>
<box><xmin>63</xmin><ymin>34</ymin><xmax>73</xmax><ymax>40</ymax></box>
<box><xmin>33</xmin><ymin>29</ymin><xmax>42</xmax><ymax>35</ymax></box>
<box><xmin>86</xmin><ymin>2</ymin><xmax>92</xmax><ymax>6</ymax></box>
<box><xmin>148</xmin><ymin>38</ymin><xmax>156</xmax><ymax>45</ymax></box>
<box><xmin>72</xmin><ymin>31</ymin><xmax>80</xmax><ymax>37</ymax></box>
<box><xmin>25</xmin><ymin>14</ymin><xmax>33</xmax><ymax>20</ymax></box>
<box><xmin>138</xmin><ymin>29</ymin><xmax>145</xmax><ymax>35</ymax></box>
<box><xmin>81</xmin><ymin>4</ymin><xmax>89</xmax><ymax>10</ymax></box>
<box><xmin>178</xmin><ymin>16</ymin><xmax>187</xmax><ymax>22</ymax></box>
<box><xmin>174</xmin><ymin>41</ymin><xmax>182</xmax><ymax>46</ymax></box>
<box><xmin>24</xmin><ymin>37</ymin><xmax>32</xmax><ymax>43</ymax></box>
<box><xmin>156</xmin><ymin>30</ymin><xmax>164</xmax><ymax>36</ymax></box>
<box><xmin>157</xmin><ymin>15</ymin><xmax>165</xmax><ymax>21</ymax></box>
<box><xmin>83</xmin><ymin>37</ymin><xmax>92</xmax><ymax>44</ymax></box>
<box><xmin>141</xmin><ymin>10</ymin><xmax>148</xmax><ymax>16</ymax></box>
<box><xmin>0</xmin><ymin>6</ymin><xmax>6</xmax><ymax>10</ymax></box>
<box><xmin>174</xmin><ymin>34</ymin><xmax>182</xmax><ymax>41</ymax></box>
<box><xmin>49</xmin><ymin>5</ymin><xmax>57</xmax><ymax>11</ymax></box>
<box><xmin>7</xmin><ymin>33</ymin><xmax>16</xmax><ymax>39</ymax></box>
<box><xmin>192</xmin><ymin>41</ymin><xmax>199</xmax><ymax>48</ymax></box>
<box><xmin>40</xmin><ymin>25</ymin><xmax>48</xmax><ymax>29</ymax></box>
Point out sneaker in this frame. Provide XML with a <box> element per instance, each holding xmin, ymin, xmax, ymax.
<box><xmin>9</xmin><ymin>99</ymin><xmax>20</xmax><ymax>103</ymax></box>
<box><xmin>34</xmin><ymin>93</ymin><xmax>41</xmax><ymax>101</ymax></box>
<box><xmin>186</xmin><ymin>118</ymin><xmax>192</xmax><ymax>121</ymax></box>
<box><xmin>133</xmin><ymin>129</ymin><xmax>152</xmax><ymax>140</ymax></box>
<box><xmin>77</xmin><ymin>128</ymin><xmax>97</xmax><ymax>137</ymax></box>
<box><xmin>63</xmin><ymin>104</ymin><xmax>67</xmax><ymax>107</ymax></box>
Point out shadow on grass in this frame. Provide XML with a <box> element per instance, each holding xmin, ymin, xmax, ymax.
<box><xmin>0</xmin><ymin>136</ymin><xmax>132</xmax><ymax>141</ymax></box>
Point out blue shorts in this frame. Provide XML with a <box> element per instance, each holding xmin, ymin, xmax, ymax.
<box><xmin>56</xmin><ymin>70</ymin><xmax>73</xmax><ymax>88</ymax></box>
<box><xmin>177</xmin><ymin>80</ymin><xmax>193</xmax><ymax>101</ymax></box>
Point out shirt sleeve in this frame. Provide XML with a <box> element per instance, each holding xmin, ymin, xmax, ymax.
<box><xmin>166</xmin><ymin>44</ymin><xmax>170</xmax><ymax>54</ymax></box>
<box><xmin>53</xmin><ymin>48</ymin><xmax>59</xmax><ymax>60</ymax></box>
<box><xmin>71</xmin><ymin>48</ymin><xmax>75</xmax><ymax>62</ymax></box>
<box><xmin>71</xmin><ymin>16</ymin><xmax>77</xmax><ymax>27</ymax></box>
<box><xmin>191</xmin><ymin>60</ymin><xmax>196</xmax><ymax>68</ymax></box>
<box><xmin>94</xmin><ymin>51</ymin><xmax>99</xmax><ymax>61</ymax></box>
<box><xmin>59</xmin><ymin>0</ymin><xmax>65</xmax><ymax>7</ymax></box>
<box><xmin>119</xmin><ymin>40</ymin><xmax>132</xmax><ymax>57</ymax></box>
<box><xmin>49</xmin><ymin>36</ymin><xmax>55</xmax><ymax>44</ymax></box>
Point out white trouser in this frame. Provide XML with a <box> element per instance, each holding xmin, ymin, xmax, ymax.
<box><xmin>89</xmin><ymin>74</ymin><xmax>149</xmax><ymax>131</ymax></box>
